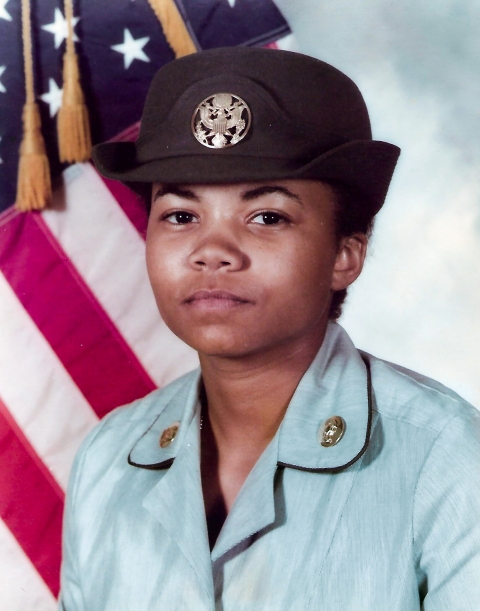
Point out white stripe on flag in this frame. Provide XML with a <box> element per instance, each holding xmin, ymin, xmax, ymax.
<box><xmin>275</xmin><ymin>33</ymin><xmax>298</xmax><ymax>51</ymax></box>
<box><xmin>42</xmin><ymin>163</ymin><xmax>199</xmax><ymax>388</ymax></box>
<box><xmin>0</xmin><ymin>272</ymin><xmax>99</xmax><ymax>490</ymax></box>
<box><xmin>0</xmin><ymin>518</ymin><xmax>57</xmax><ymax>611</ymax></box>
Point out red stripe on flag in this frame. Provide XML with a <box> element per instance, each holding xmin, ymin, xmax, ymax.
<box><xmin>108</xmin><ymin>121</ymin><xmax>140</xmax><ymax>143</ymax></box>
<box><xmin>0</xmin><ymin>396</ymin><xmax>64</xmax><ymax>596</ymax></box>
<box><xmin>100</xmin><ymin>175</ymin><xmax>148</xmax><ymax>238</ymax></box>
<box><xmin>0</xmin><ymin>210</ymin><xmax>156</xmax><ymax>418</ymax></box>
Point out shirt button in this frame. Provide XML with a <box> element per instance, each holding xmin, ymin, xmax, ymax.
<box><xmin>318</xmin><ymin>416</ymin><xmax>346</xmax><ymax>447</ymax></box>
<box><xmin>159</xmin><ymin>422</ymin><xmax>180</xmax><ymax>448</ymax></box>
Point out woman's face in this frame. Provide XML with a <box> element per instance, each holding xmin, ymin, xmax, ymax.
<box><xmin>146</xmin><ymin>179</ymin><xmax>365</xmax><ymax>360</ymax></box>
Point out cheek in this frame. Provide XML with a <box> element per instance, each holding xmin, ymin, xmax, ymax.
<box><xmin>275</xmin><ymin>239</ymin><xmax>336</xmax><ymax>291</ymax></box>
<box><xmin>253</xmin><ymin>238</ymin><xmax>337</xmax><ymax>321</ymax></box>
<box><xmin>145</xmin><ymin>236</ymin><xmax>183</xmax><ymax>306</ymax></box>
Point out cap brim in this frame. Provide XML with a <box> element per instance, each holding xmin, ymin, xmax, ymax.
<box><xmin>92</xmin><ymin>140</ymin><xmax>400</xmax><ymax>215</ymax></box>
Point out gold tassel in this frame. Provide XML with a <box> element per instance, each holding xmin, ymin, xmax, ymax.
<box><xmin>16</xmin><ymin>103</ymin><xmax>52</xmax><ymax>211</ymax></box>
<box><xmin>57</xmin><ymin>0</ymin><xmax>92</xmax><ymax>162</ymax></box>
<box><xmin>147</xmin><ymin>0</ymin><xmax>197</xmax><ymax>58</ymax></box>
<box><xmin>16</xmin><ymin>0</ymin><xmax>51</xmax><ymax>211</ymax></box>
<box><xmin>57</xmin><ymin>51</ymin><xmax>92</xmax><ymax>162</ymax></box>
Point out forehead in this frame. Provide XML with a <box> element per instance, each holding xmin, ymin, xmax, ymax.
<box><xmin>151</xmin><ymin>179</ymin><xmax>335</xmax><ymax>205</ymax></box>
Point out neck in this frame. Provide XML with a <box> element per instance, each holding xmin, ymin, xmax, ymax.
<box><xmin>199</xmin><ymin>322</ymin><xmax>330</xmax><ymax>453</ymax></box>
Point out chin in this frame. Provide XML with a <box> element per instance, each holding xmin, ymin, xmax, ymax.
<box><xmin>169</xmin><ymin>323</ymin><xmax>261</xmax><ymax>359</ymax></box>
<box><xmin>188</xmin><ymin>332</ymin><xmax>254</xmax><ymax>359</ymax></box>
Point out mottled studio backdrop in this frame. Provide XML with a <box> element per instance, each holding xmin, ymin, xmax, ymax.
<box><xmin>277</xmin><ymin>0</ymin><xmax>480</xmax><ymax>406</ymax></box>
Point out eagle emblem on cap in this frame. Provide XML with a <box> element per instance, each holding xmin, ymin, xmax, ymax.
<box><xmin>192</xmin><ymin>93</ymin><xmax>251</xmax><ymax>148</ymax></box>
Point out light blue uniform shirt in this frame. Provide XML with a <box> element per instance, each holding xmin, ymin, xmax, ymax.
<box><xmin>59</xmin><ymin>323</ymin><xmax>480</xmax><ymax>610</ymax></box>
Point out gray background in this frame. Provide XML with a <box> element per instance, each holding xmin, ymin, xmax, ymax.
<box><xmin>276</xmin><ymin>0</ymin><xmax>480</xmax><ymax>406</ymax></box>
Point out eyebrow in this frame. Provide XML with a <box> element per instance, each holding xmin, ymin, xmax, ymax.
<box><xmin>152</xmin><ymin>184</ymin><xmax>303</xmax><ymax>206</ymax></box>
<box><xmin>241</xmin><ymin>185</ymin><xmax>303</xmax><ymax>207</ymax></box>
<box><xmin>153</xmin><ymin>185</ymin><xmax>200</xmax><ymax>202</ymax></box>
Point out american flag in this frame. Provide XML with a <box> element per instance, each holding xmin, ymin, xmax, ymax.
<box><xmin>0</xmin><ymin>1</ymin><xmax>292</xmax><ymax>607</ymax></box>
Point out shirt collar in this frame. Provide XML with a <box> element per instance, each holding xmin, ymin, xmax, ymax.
<box><xmin>128</xmin><ymin>323</ymin><xmax>372</xmax><ymax>472</ymax></box>
<box><xmin>277</xmin><ymin>322</ymin><xmax>372</xmax><ymax>471</ymax></box>
<box><xmin>128</xmin><ymin>369</ymin><xmax>202</xmax><ymax>469</ymax></box>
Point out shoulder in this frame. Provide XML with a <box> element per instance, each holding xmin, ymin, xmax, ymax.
<box><xmin>359</xmin><ymin>350</ymin><xmax>480</xmax><ymax>501</ymax></box>
<box><xmin>361</xmin><ymin>351</ymin><xmax>479</xmax><ymax>436</ymax></box>
<box><xmin>359</xmin><ymin>353</ymin><xmax>480</xmax><ymax>560</ymax></box>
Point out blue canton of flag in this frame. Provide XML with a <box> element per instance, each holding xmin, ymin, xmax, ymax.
<box><xmin>0</xmin><ymin>0</ymin><xmax>290</xmax><ymax>212</ymax></box>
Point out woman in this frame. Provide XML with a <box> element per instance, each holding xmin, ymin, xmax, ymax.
<box><xmin>59</xmin><ymin>47</ymin><xmax>480</xmax><ymax>610</ymax></box>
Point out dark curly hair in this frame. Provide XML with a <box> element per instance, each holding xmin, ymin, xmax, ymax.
<box><xmin>133</xmin><ymin>180</ymin><xmax>376</xmax><ymax>322</ymax></box>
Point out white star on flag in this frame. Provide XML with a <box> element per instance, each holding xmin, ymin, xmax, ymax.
<box><xmin>0</xmin><ymin>66</ymin><xmax>6</xmax><ymax>93</ymax></box>
<box><xmin>40</xmin><ymin>79</ymin><xmax>63</xmax><ymax>117</ymax></box>
<box><xmin>0</xmin><ymin>0</ymin><xmax>12</xmax><ymax>21</ymax></box>
<box><xmin>42</xmin><ymin>8</ymin><xmax>80</xmax><ymax>49</ymax></box>
<box><xmin>111</xmin><ymin>29</ymin><xmax>150</xmax><ymax>70</ymax></box>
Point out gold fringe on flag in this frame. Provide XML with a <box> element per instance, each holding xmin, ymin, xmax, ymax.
<box><xmin>16</xmin><ymin>0</ymin><xmax>51</xmax><ymax>211</ymax></box>
<box><xmin>57</xmin><ymin>0</ymin><xmax>92</xmax><ymax>162</ymax></box>
<box><xmin>146</xmin><ymin>0</ymin><xmax>197</xmax><ymax>58</ymax></box>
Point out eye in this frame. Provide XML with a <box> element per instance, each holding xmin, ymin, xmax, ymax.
<box><xmin>163</xmin><ymin>211</ymin><xmax>198</xmax><ymax>225</ymax></box>
<box><xmin>250</xmin><ymin>212</ymin><xmax>287</xmax><ymax>225</ymax></box>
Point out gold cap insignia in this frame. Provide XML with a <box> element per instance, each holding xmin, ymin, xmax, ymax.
<box><xmin>192</xmin><ymin>93</ymin><xmax>251</xmax><ymax>149</ymax></box>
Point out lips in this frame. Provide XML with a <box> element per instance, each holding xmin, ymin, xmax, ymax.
<box><xmin>185</xmin><ymin>289</ymin><xmax>251</xmax><ymax>303</ymax></box>
<box><xmin>184</xmin><ymin>289</ymin><xmax>252</xmax><ymax>310</ymax></box>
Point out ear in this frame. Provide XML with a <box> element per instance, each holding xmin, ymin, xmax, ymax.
<box><xmin>330</xmin><ymin>233</ymin><xmax>368</xmax><ymax>292</ymax></box>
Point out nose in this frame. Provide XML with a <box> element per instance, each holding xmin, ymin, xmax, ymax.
<box><xmin>188</xmin><ymin>234</ymin><xmax>247</xmax><ymax>272</ymax></box>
